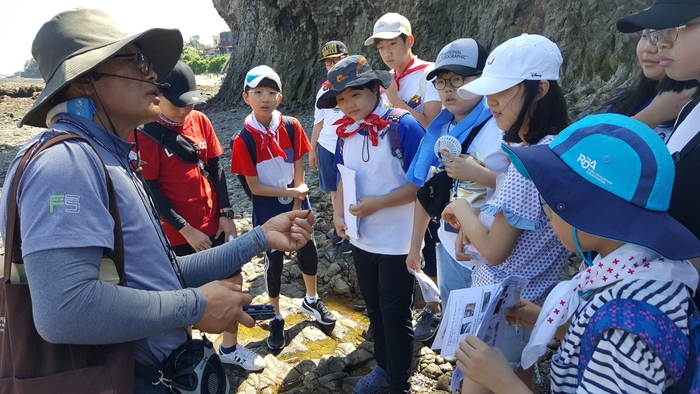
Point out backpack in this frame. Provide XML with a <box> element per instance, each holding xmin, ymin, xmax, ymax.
<box><xmin>231</xmin><ymin>116</ymin><xmax>296</xmax><ymax>199</ymax></box>
<box><xmin>578</xmin><ymin>297</ymin><xmax>700</xmax><ymax>393</ymax></box>
<box><xmin>338</xmin><ymin>108</ymin><xmax>410</xmax><ymax>166</ymax></box>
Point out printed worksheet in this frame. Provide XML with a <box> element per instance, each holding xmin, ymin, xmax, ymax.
<box><xmin>432</xmin><ymin>275</ymin><xmax>528</xmax><ymax>357</ymax></box>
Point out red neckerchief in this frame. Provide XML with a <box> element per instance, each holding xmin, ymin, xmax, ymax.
<box><xmin>334</xmin><ymin>114</ymin><xmax>389</xmax><ymax>147</ymax></box>
<box><xmin>243</xmin><ymin>123</ymin><xmax>287</xmax><ymax>159</ymax></box>
<box><xmin>392</xmin><ymin>57</ymin><xmax>429</xmax><ymax>91</ymax></box>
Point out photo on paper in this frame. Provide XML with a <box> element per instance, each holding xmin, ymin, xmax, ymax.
<box><xmin>482</xmin><ymin>321</ymin><xmax>500</xmax><ymax>346</ymax></box>
<box><xmin>481</xmin><ymin>291</ymin><xmax>491</xmax><ymax>313</ymax></box>
<box><xmin>460</xmin><ymin>322</ymin><xmax>472</xmax><ymax>335</ymax></box>
<box><xmin>463</xmin><ymin>303</ymin><xmax>476</xmax><ymax>319</ymax></box>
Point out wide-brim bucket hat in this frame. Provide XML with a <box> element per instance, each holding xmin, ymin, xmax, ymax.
<box><xmin>316</xmin><ymin>55</ymin><xmax>392</xmax><ymax>109</ymax></box>
<box><xmin>20</xmin><ymin>8</ymin><xmax>183</xmax><ymax>128</ymax></box>
<box><xmin>503</xmin><ymin>113</ymin><xmax>700</xmax><ymax>260</ymax></box>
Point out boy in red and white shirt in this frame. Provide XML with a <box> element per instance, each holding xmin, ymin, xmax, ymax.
<box><xmin>230</xmin><ymin>65</ymin><xmax>336</xmax><ymax>352</ymax></box>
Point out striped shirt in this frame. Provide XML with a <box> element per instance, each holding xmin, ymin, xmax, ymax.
<box><xmin>550</xmin><ymin>278</ymin><xmax>691</xmax><ymax>393</ymax></box>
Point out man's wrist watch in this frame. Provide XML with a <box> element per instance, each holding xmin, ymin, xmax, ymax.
<box><xmin>219</xmin><ymin>209</ymin><xmax>234</xmax><ymax>219</ymax></box>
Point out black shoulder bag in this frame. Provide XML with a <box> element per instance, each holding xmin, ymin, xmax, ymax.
<box><xmin>416</xmin><ymin>117</ymin><xmax>490</xmax><ymax>221</ymax></box>
<box><xmin>139</xmin><ymin>122</ymin><xmax>210</xmax><ymax>177</ymax></box>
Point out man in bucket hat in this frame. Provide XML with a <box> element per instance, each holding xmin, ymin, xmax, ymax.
<box><xmin>0</xmin><ymin>8</ymin><xmax>315</xmax><ymax>392</ymax></box>
<box><xmin>449</xmin><ymin>114</ymin><xmax>700</xmax><ymax>393</ymax></box>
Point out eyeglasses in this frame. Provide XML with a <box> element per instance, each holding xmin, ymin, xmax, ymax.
<box><xmin>539</xmin><ymin>194</ymin><xmax>551</xmax><ymax>216</ymax></box>
<box><xmin>324</xmin><ymin>56</ymin><xmax>346</xmax><ymax>67</ymax></box>
<box><xmin>112</xmin><ymin>53</ymin><xmax>153</xmax><ymax>76</ymax></box>
<box><xmin>644</xmin><ymin>21</ymin><xmax>700</xmax><ymax>46</ymax></box>
<box><xmin>246</xmin><ymin>90</ymin><xmax>280</xmax><ymax>100</ymax></box>
<box><xmin>432</xmin><ymin>75</ymin><xmax>473</xmax><ymax>91</ymax></box>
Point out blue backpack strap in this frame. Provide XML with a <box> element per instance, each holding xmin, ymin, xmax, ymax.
<box><xmin>382</xmin><ymin>108</ymin><xmax>409</xmax><ymax>163</ymax></box>
<box><xmin>578</xmin><ymin>298</ymin><xmax>691</xmax><ymax>388</ymax></box>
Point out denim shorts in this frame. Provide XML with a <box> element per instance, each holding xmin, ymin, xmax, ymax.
<box><xmin>500</xmin><ymin>324</ymin><xmax>532</xmax><ymax>368</ymax></box>
<box><xmin>317</xmin><ymin>145</ymin><xmax>339</xmax><ymax>192</ymax></box>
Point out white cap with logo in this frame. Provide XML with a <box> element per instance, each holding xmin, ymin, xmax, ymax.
<box><xmin>244</xmin><ymin>65</ymin><xmax>282</xmax><ymax>92</ymax></box>
<box><xmin>458</xmin><ymin>34</ymin><xmax>562</xmax><ymax>98</ymax></box>
<box><xmin>364</xmin><ymin>13</ymin><xmax>412</xmax><ymax>46</ymax></box>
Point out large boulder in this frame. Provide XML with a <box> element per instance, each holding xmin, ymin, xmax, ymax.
<box><xmin>211</xmin><ymin>0</ymin><xmax>648</xmax><ymax>116</ymax></box>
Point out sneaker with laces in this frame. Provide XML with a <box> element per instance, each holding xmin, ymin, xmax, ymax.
<box><xmin>413</xmin><ymin>306</ymin><xmax>441</xmax><ymax>342</ymax></box>
<box><xmin>218</xmin><ymin>345</ymin><xmax>266</xmax><ymax>371</ymax></box>
<box><xmin>330</xmin><ymin>231</ymin><xmax>343</xmax><ymax>245</ymax></box>
<box><xmin>300</xmin><ymin>298</ymin><xmax>337</xmax><ymax>325</ymax></box>
<box><xmin>338</xmin><ymin>239</ymin><xmax>352</xmax><ymax>254</ymax></box>
<box><xmin>266</xmin><ymin>318</ymin><xmax>286</xmax><ymax>350</ymax></box>
<box><xmin>355</xmin><ymin>365</ymin><xmax>389</xmax><ymax>394</ymax></box>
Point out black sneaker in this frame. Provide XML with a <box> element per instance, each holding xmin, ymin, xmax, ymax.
<box><xmin>300</xmin><ymin>298</ymin><xmax>337</xmax><ymax>325</ymax></box>
<box><xmin>266</xmin><ymin>318</ymin><xmax>285</xmax><ymax>350</ymax></box>
<box><xmin>330</xmin><ymin>231</ymin><xmax>343</xmax><ymax>245</ymax></box>
<box><xmin>338</xmin><ymin>239</ymin><xmax>352</xmax><ymax>254</ymax></box>
<box><xmin>413</xmin><ymin>306</ymin><xmax>441</xmax><ymax>342</ymax></box>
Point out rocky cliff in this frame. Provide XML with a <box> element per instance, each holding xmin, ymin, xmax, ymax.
<box><xmin>211</xmin><ymin>0</ymin><xmax>648</xmax><ymax>116</ymax></box>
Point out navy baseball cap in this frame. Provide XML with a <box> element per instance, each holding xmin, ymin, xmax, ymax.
<box><xmin>504</xmin><ymin>113</ymin><xmax>700</xmax><ymax>260</ymax></box>
<box><xmin>617</xmin><ymin>0</ymin><xmax>700</xmax><ymax>33</ymax></box>
<box><xmin>161</xmin><ymin>61</ymin><xmax>205</xmax><ymax>107</ymax></box>
<box><xmin>316</xmin><ymin>55</ymin><xmax>392</xmax><ymax>109</ymax></box>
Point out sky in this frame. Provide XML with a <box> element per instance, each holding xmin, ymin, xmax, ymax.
<box><xmin>0</xmin><ymin>0</ymin><xmax>231</xmax><ymax>75</ymax></box>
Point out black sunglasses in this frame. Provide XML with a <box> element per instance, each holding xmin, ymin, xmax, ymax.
<box><xmin>112</xmin><ymin>53</ymin><xmax>153</xmax><ymax>76</ymax></box>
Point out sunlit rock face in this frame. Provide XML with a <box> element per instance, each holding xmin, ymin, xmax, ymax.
<box><xmin>212</xmin><ymin>0</ymin><xmax>647</xmax><ymax>116</ymax></box>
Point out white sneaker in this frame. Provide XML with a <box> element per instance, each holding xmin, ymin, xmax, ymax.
<box><xmin>218</xmin><ymin>345</ymin><xmax>266</xmax><ymax>371</ymax></box>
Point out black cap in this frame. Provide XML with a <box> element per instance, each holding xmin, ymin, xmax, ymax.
<box><xmin>617</xmin><ymin>0</ymin><xmax>700</xmax><ymax>33</ymax></box>
<box><xmin>317</xmin><ymin>41</ymin><xmax>349</xmax><ymax>62</ymax></box>
<box><xmin>316</xmin><ymin>55</ymin><xmax>392</xmax><ymax>109</ymax></box>
<box><xmin>161</xmin><ymin>61</ymin><xmax>205</xmax><ymax>106</ymax></box>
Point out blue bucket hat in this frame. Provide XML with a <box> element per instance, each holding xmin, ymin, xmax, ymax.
<box><xmin>504</xmin><ymin>113</ymin><xmax>700</xmax><ymax>260</ymax></box>
<box><xmin>316</xmin><ymin>55</ymin><xmax>392</xmax><ymax>109</ymax></box>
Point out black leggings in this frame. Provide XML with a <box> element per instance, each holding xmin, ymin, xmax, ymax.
<box><xmin>352</xmin><ymin>245</ymin><xmax>415</xmax><ymax>394</ymax></box>
<box><xmin>264</xmin><ymin>239</ymin><xmax>318</xmax><ymax>298</ymax></box>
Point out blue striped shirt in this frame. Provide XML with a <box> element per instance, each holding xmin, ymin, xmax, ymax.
<box><xmin>550</xmin><ymin>278</ymin><xmax>691</xmax><ymax>393</ymax></box>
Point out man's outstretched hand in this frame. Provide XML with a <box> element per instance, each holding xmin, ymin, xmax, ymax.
<box><xmin>262</xmin><ymin>210</ymin><xmax>315</xmax><ymax>251</ymax></box>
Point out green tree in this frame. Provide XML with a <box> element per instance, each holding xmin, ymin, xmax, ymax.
<box><xmin>207</xmin><ymin>55</ymin><xmax>229</xmax><ymax>74</ymax></box>
<box><xmin>21</xmin><ymin>59</ymin><xmax>41</xmax><ymax>78</ymax></box>
<box><xmin>186</xmin><ymin>35</ymin><xmax>204</xmax><ymax>51</ymax></box>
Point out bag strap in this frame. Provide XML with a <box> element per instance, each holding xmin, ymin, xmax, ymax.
<box><xmin>383</xmin><ymin>108</ymin><xmax>410</xmax><ymax>162</ymax></box>
<box><xmin>281</xmin><ymin>115</ymin><xmax>296</xmax><ymax>148</ymax></box>
<box><xmin>461</xmin><ymin>116</ymin><xmax>492</xmax><ymax>154</ymax></box>
<box><xmin>4</xmin><ymin>133</ymin><xmax>125</xmax><ymax>286</ymax></box>
<box><xmin>578</xmin><ymin>298</ymin><xmax>691</xmax><ymax>390</ymax></box>
<box><xmin>139</xmin><ymin>122</ymin><xmax>199</xmax><ymax>165</ymax></box>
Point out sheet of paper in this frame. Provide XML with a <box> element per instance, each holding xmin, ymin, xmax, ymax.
<box><xmin>431</xmin><ymin>275</ymin><xmax>529</xmax><ymax>358</ymax></box>
<box><xmin>337</xmin><ymin>164</ymin><xmax>359</xmax><ymax>240</ymax></box>
<box><xmin>410</xmin><ymin>268</ymin><xmax>441</xmax><ymax>303</ymax></box>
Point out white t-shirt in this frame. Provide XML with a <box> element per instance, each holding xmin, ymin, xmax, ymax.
<box><xmin>667</xmin><ymin>99</ymin><xmax>700</xmax><ymax>153</ymax></box>
<box><xmin>336</xmin><ymin>110</ymin><xmax>425</xmax><ymax>255</ymax></box>
<box><xmin>393</xmin><ymin>58</ymin><xmax>440</xmax><ymax>114</ymax></box>
<box><xmin>313</xmin><ymin>83</ymin><xmax>344</xmax><ymax>152</ymax></box>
